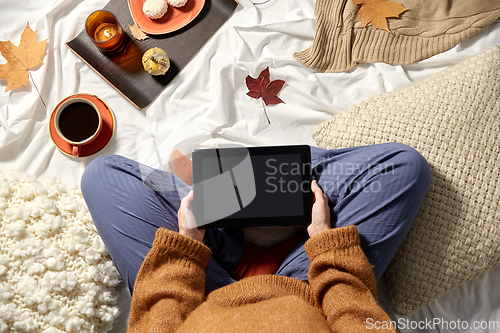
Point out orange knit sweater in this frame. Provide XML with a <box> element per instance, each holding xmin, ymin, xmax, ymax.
<box><xmin>127</xmin><ymin>225</ymin><xmax>395</xmax><ymax>332</ymax></box>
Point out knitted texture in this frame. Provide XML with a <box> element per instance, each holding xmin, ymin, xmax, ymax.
<box><xmin>312</xmin><ymin>46</ymin><xmax>500</xmax><ymax>315</ymax></box>
<box><xmin>0</xmin><ymin>172</ymin><xmax>121</xmax><ymax>332</ymax></box>
<box><xmin>128</xmin><ymin>226</ymin><xmax>395</xmax><ymax>332</ymax></box>
<box><xmin>294</xmin><ymin>0</ymin><xmax>500</xmax><ymax>72</ymax></box>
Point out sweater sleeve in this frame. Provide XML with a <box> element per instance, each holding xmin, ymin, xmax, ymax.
<box><xmin>304</xmin><ymin>225</ymin><xmax>395</xmax><ymax>333</ymax></box>
<box><xmin>127</xmin><ymin>227</ymin><xmax>212</xmax><ymax>333</ymax></box>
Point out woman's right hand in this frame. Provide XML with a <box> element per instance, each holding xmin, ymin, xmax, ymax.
<box><xmin>307</xmin><ymin>180</ymin><xmax>331</xmax><ymax>238</ymax></box>
<box><xmin>178</xmin><ymin>190</ymin><xmax>205</xmax><ymax>243</ymax></box>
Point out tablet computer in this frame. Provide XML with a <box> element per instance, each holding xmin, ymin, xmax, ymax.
<box><xmin>192</xmin><ymin>145</ymin><xmax>313</xmax><ymax>228</ymax></box>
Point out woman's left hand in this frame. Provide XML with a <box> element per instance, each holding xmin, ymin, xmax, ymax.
<box><xmin>178</xmin><ymin>190</ymin><xmax>205</xmax><ymax>243</ymax></box>
<box><xmin>307</xmin><ymin>180</ymin><xmax>331</xmax><ymax>238</ymax></box>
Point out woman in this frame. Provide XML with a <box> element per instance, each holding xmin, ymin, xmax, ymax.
<box><xmin>81</xmin><ymin>143</ymin><xmax>431</xmax><ymax>332</ymax></box>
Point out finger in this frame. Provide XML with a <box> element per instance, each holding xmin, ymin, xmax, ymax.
<box><xmin>184</xmin><ymin>190</ymin><xmax>193</xmax><ymax>203</ymax></box>
<box><xmin>311</xmin><ymin>180</ymin><xmax>317</xmax><ymax>203</ymax></box>
<box><xmin>311</xmin><ymin>179</ymin><xmax>319</xmax><ymax>192</ymax></box>
<box><xmin>180</xmin><ymin>190</ymin><xmax>194</xmax><ymax>210</ymax></box>
<box><xmin>311</xmin><ymin>180</ymin><xmax>324</xmax><ymax>204</ymax></box>
<box><xmin>185</xmin><ymin>190</ymin><xmax>193</xmax><ymax>209</ymax></box>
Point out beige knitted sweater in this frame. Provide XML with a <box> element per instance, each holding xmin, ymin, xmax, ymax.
<box><xmin>127</xmin><ymin>225</ymin><xmax>395</xmax><ymax>332</ymax></box>
<box><xmin>294</xmin><ymin>0</ymin><xmax>500</xmax><ymax>72</ymax></box>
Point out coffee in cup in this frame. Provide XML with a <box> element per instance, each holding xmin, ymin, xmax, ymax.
<box><xmin>54</xmin><ymin>98</ymin><xmax>102</xmax><ymax>157</ymax></box>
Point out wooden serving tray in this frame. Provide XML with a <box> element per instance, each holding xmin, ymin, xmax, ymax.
<box><xmin>67</xmin><ymin>0</ymin><xmax>238</xmax><ymax>109</ymax></box>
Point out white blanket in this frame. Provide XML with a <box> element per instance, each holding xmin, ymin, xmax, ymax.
<box><xmin>1</xmin><ymin>0</ymin><xmax>500</xmax><ymax>331</ymax></box>
<box><xmin>0</xmin><ymin>172</ymin><xmax>121</xmax><ymax>332</ymax></box>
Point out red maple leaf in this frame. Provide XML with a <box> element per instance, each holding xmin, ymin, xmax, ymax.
<box><xmin>246</xmin><ymin>67</ymin><xmax>285</xmax><ymax>124</ymax></box>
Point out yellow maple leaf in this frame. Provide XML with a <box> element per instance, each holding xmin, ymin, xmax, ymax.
<box><xmin>0</xmin><ymin>23</ymin><xmax>49</xmax><ymax>92</ymax></box>
<box><xmin>353</xmin><ymin>0</ymin><xmax>408</xmax><ymax>32</ymax></box>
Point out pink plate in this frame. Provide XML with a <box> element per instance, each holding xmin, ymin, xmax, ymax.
<box><xmin>128</xmin><ymin>0</ymin><xmax>205</xmax><ymax>35</ymax></box>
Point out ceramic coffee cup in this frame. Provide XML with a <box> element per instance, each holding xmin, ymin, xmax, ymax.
<box><xmin>53</xmin><ymin>98</ymin><xmax>102</xmax><ymax>157</ymax></box>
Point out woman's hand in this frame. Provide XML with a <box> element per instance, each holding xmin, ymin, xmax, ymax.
<box><xmin>178</xmin><ymin>190</ymin><xmax>205</xmax><ymax>243</ymax></box>
<box><xmin>307</xmin><ymin>180</ymin><xmax>331</xmax><ymax>238</ymax></box>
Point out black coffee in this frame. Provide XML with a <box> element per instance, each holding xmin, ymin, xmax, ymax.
<box><xmin>59</xmin><ymin>102</ymin><xmax>99</xmax><ymax>143</ymax></box>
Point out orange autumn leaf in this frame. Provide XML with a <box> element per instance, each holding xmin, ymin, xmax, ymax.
<box><xmin>352</xmin><ymin>0</ymin><xmax>408</xmax><ymax>32</ymax></box>
<box><xmin>0</xmin><ymin>23</ymin><xmax>49</xmax><ymax>92</ymax></box>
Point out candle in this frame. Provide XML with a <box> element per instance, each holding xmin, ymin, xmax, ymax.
<box><xmin>94</xmin><ymin>23</ymin><xmax>117</xmax><ymax>42</ymax></box>
<box><xmin>85</xmin><ymin>10</ymin><xmax>125</xmax><ymax>55</ymax></box>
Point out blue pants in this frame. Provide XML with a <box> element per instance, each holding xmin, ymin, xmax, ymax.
<box><xmin>81</xmin><ymin>143</ymin><xmax>431</xmax><ymax>294</ymax></box>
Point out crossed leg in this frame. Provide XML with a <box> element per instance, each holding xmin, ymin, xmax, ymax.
<box><xmin>276</xmin><ymin>143</ymin><xmax>431</xmax><ymax>281</ymax></box>
<box><xmin>81</xmin><ymin>143</ymin><xmax>430</xmax><ymax>294</ymax></box>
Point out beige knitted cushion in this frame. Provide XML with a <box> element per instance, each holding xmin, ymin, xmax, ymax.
<box><xmin>312</xmin><ymin>46</ymin><xmax>500</xmax><ymax>315</ymax></box>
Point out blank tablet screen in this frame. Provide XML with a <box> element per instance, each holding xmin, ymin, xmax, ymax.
<box><xmin>192</xmin><ymin>145</ymin><xmax>312</xmax><ymax>228</ymax></box>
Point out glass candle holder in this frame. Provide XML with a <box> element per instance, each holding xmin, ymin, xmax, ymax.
<box><xmin>85</xmin><ymin>10</ymin><xmax>125</xmax><ymax>55</ymax></box>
